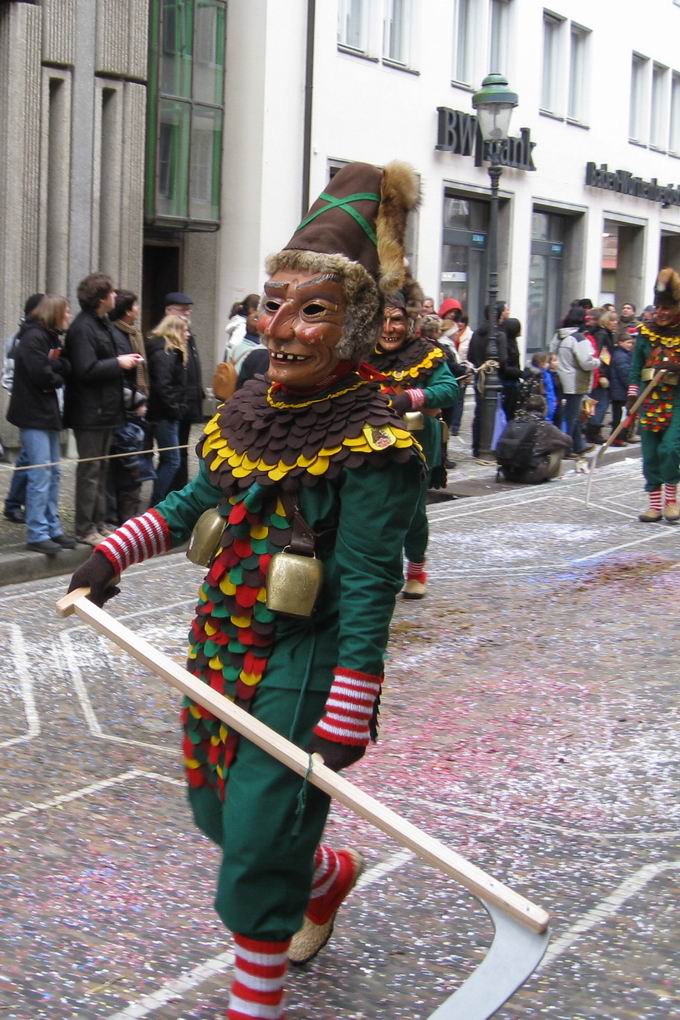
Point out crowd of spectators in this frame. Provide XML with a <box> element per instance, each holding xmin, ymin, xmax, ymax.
<box><xmin>1</xmin><ymin>278</ymin><xmax>645</xmax><ymax>554</ymax></box>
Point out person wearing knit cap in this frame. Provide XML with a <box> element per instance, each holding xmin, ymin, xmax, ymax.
<box><xmin>67</xmin><ymin>162</ymin><xmax>424</xmax><ymax>1018</ymax></box>
<box><xmin>367</xmin><ymin>279</ymin><xmax>459</xmax><ymax>599</ymax></box>
<box><xmin>627</xmin><ymin>267</ymin><xmax>680</xmax><ymax>523</ymax></box>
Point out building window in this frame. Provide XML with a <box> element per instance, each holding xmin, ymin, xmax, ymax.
<box><xmin>489</xmin><ymin>0</ymin><xmax>510</xmax><ymax>76</ymax></box>
<box><xmin>453</xmin><ymin>0</ymin><xmax>479</xmax><ymax>86</ymax></box>
<box><xmin>651</xmin><ymin>63</ymin><xmax>669</xmax><ymax>149</ymax></box>
<box><xmin>541</xmin><ymin>12</ymin><xmax>563</xmax><ymax>114</ymax></box>
<box><xmin>629</xmin><ymin>53</ymin><xmax>649</xmax><ymax>142</ymax></box>
<box><xmin>671</xmin><ymin>72</ymin><xmax>680</xmax><ymax>153</ymax></box>
<box><xmin>147</xmin><ymin>0</ymin><xmax>226</xmax><ymax>226</ymax></box>
<box><xmin>338</xmin><ymin>0</ymin><xmax>368</xmax><ymax>52</ymax></box>
<box><xmin>568</xmin><ymin>24</ymin><xmax>589</xmax><ymax>122</ymax></box>
<box><xmin>383</xmin><ymin>0</ymin><xmax>411</xmax><ymax>64</ymax></box>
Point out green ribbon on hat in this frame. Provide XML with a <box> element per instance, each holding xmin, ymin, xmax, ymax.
<box><xmin>296</xmin><ymin>191</ymin><xmax>380</xmax><ymax>246</ymax></box>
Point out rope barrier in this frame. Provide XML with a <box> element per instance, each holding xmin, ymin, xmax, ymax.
<box><xmin>0</xmin><ymin>443</ymin><xmax>189</xmax><ymax>473</ymax></box>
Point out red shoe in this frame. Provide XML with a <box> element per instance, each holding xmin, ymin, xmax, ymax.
<box><xmin>288</xmin><ymin>849</ymin><xmax>363</xmax><ymax>966</ymax></box>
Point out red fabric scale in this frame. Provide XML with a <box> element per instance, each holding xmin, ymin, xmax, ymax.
<box><xmin>233</xmin><ymin>538</ymin><xmax>252</xmax><ymax>558</ymax></box>
<box><xmin>186</xmin><ymin>769</ymin><xmax>206</xmax><ymax>789</ymax></box>
<box><xmin>207</xmin><ymin>558</ymin><xmax>227</xmax><ymax>584</ymax></box>
<box><xmin>235</xmin><ymin>586</ymin><xmax>259</xmax><ymax>609</ymax></box>
<box><xmin>228</xmin><ymin>502</ymin><xmax>248</xmax><ymax>524</ymax></box>
<box><xmin>244</xmin><ymin>651</ymin><xmax>267</xmax><ymax>674</ymax></box>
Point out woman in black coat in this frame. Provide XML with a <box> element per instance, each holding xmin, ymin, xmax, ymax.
<box><xmin>145</xmin><ymin>314</ymin><xmax>189</xmax><ymax>503</ymax></box>
<box><xmin>6</xmin><ymin>295</ymin><xmax>76</xmax><ymax>554</ymax></box>
<box><xmin>499</xmin><ymin>317</ymin><xmax>524</xmax><ymax>420</ymax></box>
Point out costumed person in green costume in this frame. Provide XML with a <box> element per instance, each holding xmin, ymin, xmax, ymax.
<box><xmin>68</xmin><ymin>162</ymin><xmax>424</xmax><ymax>1020</ymax></box>
<box><xmin>628</xmin><ymin>267</ymin><xmax>680</xmax><ymax>523</ymax></box>
<box><xmin>367</xmin><ymin>280</ymin><xmax>458</xmax><ymax>598</ymax></box>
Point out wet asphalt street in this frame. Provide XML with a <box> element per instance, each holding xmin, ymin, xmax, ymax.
<box><xmin>0</xmin><ymin>456</ymin><xmax>678</xmax><ymax>1019</ymax></box>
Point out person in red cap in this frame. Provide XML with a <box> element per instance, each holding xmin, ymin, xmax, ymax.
<box><xmin>67</xmin><ymin>162</ymin><xmax>425</xmax><ymax>1019</ymax></box>
<box><xmin>438</xmin><ymin>297</ymin><xmax>462</xmax><ymax>319</ymax></box>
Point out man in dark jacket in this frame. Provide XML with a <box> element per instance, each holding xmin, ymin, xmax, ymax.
<box><xmin>468</xmin><ymin>301</ymin><xmax>510</xmax><ymax>457</ymax></box>
<box><xmin>64</xmin><ymin>273</ymin><xmax>142</xmax><ymax>545</ymax></box>
<box><xmin>163</xmin><ymin>291</ymin><xmax>204</xmax><ymax>492</ymax></box>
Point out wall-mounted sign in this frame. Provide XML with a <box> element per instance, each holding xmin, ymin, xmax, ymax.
<box><xmin>585</xmin><ymin>162</ymin><xmax>680</xmax><ymax>208</ymax></box>
<box><xmin>435</xmin><ymin>107</ymin><xmax>536</xmax><ymax>172</ymax></box>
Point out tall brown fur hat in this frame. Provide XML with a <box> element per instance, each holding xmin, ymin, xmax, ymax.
<box><xmin>654</xmin><ymin>267</ymin><xmax>680</xmax><ymax>310</ymax></box>
<box><xmin>266</xmin><ymin>161</ymin><xmax>420</xmax><ymax>359</ymax></box>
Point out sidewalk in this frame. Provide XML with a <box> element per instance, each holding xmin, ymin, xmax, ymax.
<box><xmin>0</xmin><ymin>405</ymin><xmax>640</xmax><ymax>587</ymax></box>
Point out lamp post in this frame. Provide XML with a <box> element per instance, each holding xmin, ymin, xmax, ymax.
<box><xmin>472</xmin><ymin>73</ymin><xmax>518</xmax><ymax>457</ymax></box>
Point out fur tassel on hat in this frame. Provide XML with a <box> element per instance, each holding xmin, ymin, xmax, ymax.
<box><xmin>655</xmin><ymin>267</ymin><xmax>680</xmax><ymax>307</ymax></box>
<box><xmin>377</xmin><ymin>162</ymin><xmax>421</xmax><ymax>296</ymax></box>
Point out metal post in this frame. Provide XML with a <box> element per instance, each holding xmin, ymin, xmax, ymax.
<box><xmin>477</xmin><ymin>148</ymin><xmax>504</xmax><ymax>457</ymax></box>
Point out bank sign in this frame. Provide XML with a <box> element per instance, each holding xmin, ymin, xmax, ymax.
<box><xmin>586</xmin><ymin>162</ymin><xmax>680</xmax><ymax>208</ymax></box>
<box><xmin>436</xmin><ymin>106</ymin><xmax>536</xmax><ymax>171</ymax></box>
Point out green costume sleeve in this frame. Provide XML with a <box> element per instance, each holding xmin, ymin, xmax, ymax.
<box><xmin>629</xmin><ymin>336</ymin><xmax>648</xmax><ymax>388</ymax></box>
<box><xmin>421</xmin><ymin>360</ymin><xmax>458</xmax><ymax>409</ymax></box>
<box><xmin>333</xmin><ymin>455</ymin><xmax>421</xmax><ymax>675</ymax></box>
<box><xmin>154</xmin><ymin>459</ymin><xmax>224</xmax><ymax>546</ymax></box>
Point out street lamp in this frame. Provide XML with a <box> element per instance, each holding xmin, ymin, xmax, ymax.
<box><xmin>472</xmin><ymin>73</ymin><xmax>518</xmax><ymax>457</ymax></box>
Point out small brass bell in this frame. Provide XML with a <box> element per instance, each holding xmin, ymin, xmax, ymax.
<box><xmin>186</xmin><ymin>507</ymin><xmax>227</xmax><ymax>567</ymax></box>
<box><xmin>266</xmin><ymin>548</ymin><xmax>323</xmax><ymax>617</ymax></box>
<box><xmin>403</xmin><ymin>411</ymin><xmax>425</xmax><ymax>432</ymax></box>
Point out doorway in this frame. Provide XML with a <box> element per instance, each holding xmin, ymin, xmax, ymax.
<box><xmin>527</xmin><ymin>211</ymin><xmax>566</xmax><ymax>352</ymax></box>
<box><xmin>600</xmin><ymin>220</ymin><xmax>645</xmax><ymax>309</ymax></box>
<box><xmin>142</xmin><ymin>243</ymin><xmax>181</xmax><ymax>335</ymax></box>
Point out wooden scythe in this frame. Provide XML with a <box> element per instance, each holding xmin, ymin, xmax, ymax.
<box><xmin>585</xmin><ymin>369</ymin><xmax>667</xmax><ymax>507</ymax></box>
<box><xmin>57</xmin><ymin>588</ymin><xmax>550</xmax><ymax>1019</ymax></box>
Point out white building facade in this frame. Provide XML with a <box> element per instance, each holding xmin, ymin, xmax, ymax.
<box><xmin>218</xmin><ymin>0</ymin><xmax>680</xmax><ymax>358</ymax></box>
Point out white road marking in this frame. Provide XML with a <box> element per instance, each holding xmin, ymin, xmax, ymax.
<box><xmin>381</xmin><ymin>794</ymin><xmax>680</xmax><ymax>842</ymax></box>
<box><xmin>60</xmin><ymin>632</ymin><xmax>177</xmax><ymax>755</ymax></box>
<box><xmin>540</xmin><ymin>860</ymin><xmax>680</xmax><ymax>968</ymax></box>
<box><xmin>0</xmin><ymin>624</ymin><xmax>40</xmax><ymax>749</ymax></box>
<box><xmin>0</xmin><ymin>768</ymin><xmax>143</xmax><ymax>824</ymax></box>
<box><xmin>106</xmin><ymin>849</ymin><xmax>415</xmax><ymax>1020</ymax></box>
<box><xmin>573</xmin><ymin>526</ymin><xmax>680</xmax><ymax>563</ymax></box>
<box><xmin>559</xmin><ymin>494</ymin><xmax>640</xmax><ymax>521</ymax></box>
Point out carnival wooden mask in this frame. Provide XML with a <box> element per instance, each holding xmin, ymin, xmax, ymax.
<box><xmin>378</xmin><ymin>304</ymin><xmax>409</xmax><ymax>353</ymax></box>
<box><xmin>258</xmin><ymin>269</ymin><xmax>347</xmax><ymax>390</ymax></box>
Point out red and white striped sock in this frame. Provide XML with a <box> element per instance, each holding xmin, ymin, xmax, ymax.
<box><xmin>663</xmin><ymin>484</ymin><xmax>677</xmax><ymax>505</ymax></box>
<box><xmin>312</xmin><ymin>667</ymin><xmax>381</xmax><ymax>745</ymax></box>
<box><xmin>227</xmin><ymin>934</ymin><xmax>289</xmax><ymax>1020</ymax></box>
<box><xmin>96</xmin><ymin>508</ymin><xmax>171</xmax><ymax>573</ymax></box>
<box><xmin>649</xmin><ymin>489</ymin><xmax>663</xmax><ymax>512</ymax></box>
<box><xmin>306</xmin><ymin>845</ymin><xmax>358</xmax><ymax>925</ymax></box>
<box><xmin>406</xmin><ymin>559</ymin><xmax>426</xmax><ymax>582</ymax></box>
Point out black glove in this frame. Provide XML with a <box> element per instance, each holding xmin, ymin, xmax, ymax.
<box><xmin>626</xmin><ymin>395</ymin><xmax>637</xmax><ymax>413</ymax></box>
<box><xmin>68</xmin><ymin>551</ymin><xmax>119</xmax><ymax>607</ymax></box>
<box><xmin>306</xmin><ymin>733</ymin><xmax>366</xmax><ymax>772</ymax></box>
<box><xmin>389</xmin><ymin>393</ymin><xmax>412</xmax><ymax>416</ymax></box>
<box><xmin>660</xmin><ymin>360</ymin><xmax>680</xmax><ymax>374</ymax></box>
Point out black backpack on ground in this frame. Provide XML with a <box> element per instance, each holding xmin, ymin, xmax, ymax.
<box><xmin>495</xmin><ymin>418</ymin><xmax>540</xmax><ymax>481</ymax></box>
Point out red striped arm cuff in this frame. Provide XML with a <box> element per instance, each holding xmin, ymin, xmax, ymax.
<box><xmin>408</xmin><ymin>387</ymin><xmax>426</xmax><ymax>409</ymax></box>
<box><xmin>96</xmin><ymin>509</ymin><xmax>171</xmax><ymax>573</ymax></box>
<box><xmin>313</xmin><ymin>667</ymin><xmax>382</xmax><ymax>746</ymax></box>
<box><xmin>627</xmin><ymin>384</ymin><xmax>640</xmax><ymax>397</ymax></box>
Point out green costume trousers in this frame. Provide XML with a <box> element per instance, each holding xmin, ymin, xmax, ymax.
<box><xmin>404</xmin><ymin>476</ymin><xmax>428</xmax><ymax>563</ymax></box>
<box><xmin>640</xmin><ymin>422</ymin><xmax>680</xmax><ymax>490</ymax></box>
<box><xmin>188</xmin><ymin>684</ymin><xmax>331</xmax><ymax>941</ymax></box>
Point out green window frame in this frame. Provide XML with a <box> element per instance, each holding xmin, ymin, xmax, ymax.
<box><xmin>146</xmin><ymin>0</ymin><xmax>226</xmax><ymax>227</ymax></box>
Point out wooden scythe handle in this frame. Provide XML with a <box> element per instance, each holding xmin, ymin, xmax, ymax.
<box><xmin>56</xmin><ymin>588</ymin><xmax>550</xmax><ymax>934</ymax></box>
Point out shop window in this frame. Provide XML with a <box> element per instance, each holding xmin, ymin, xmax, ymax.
<box><xmin>541</xmin><ymin>12</ymin><xmax>564</xmax><ymax>115</ymax></box>
<box><xmin>528</xmin><ymin>211</ymin><xmax>566</xmax><ymax>352</ymax></box>
<box><xmin>338</xmin><ymin>0</ymin><xmax>368</xmax><ymax>52</ymax></box>
<box><xmin>568</xmin><ymin>24</ymin><xmax>589</xmax><ymax>122</ymax></box>
<box><xmin>383</xmin><ymin>0</ymin><xmax>412</xmax><ymax>65</ymax></box>
<box><xmin>489</xmin><ymin>0</ymin><xmax>511</xmax><ymax>76</ymax></box>
<box><xmin>453</xmin><ymin>0</ymin><xmax>480</xmax><ymax>86</ymax></box>
<box><xmin>671</xmin><ymin>73</ymin><xmax>680</xmax><ymax>153</ymax></box>
<box><xmin>441</xmin><ymin>194</ymin><xmax>489</xmax><ymax>324</ymax></box>
<box><xmin>629</xmin><ymin>53</ymin><xmax>649</xmax><ymax>143</ymax></box>
<box><xmin>147</xmin><ymin>0</ymin><xmax>226</xmax><ymax>227</ymax></box>
<box><xmin>650</xmin><ymin>63</ymin><xmax>669</xmax><ymax>149</ymax></box>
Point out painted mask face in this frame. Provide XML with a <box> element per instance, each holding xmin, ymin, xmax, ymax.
<box><xmin>379</xmin><ymin>306</ymin><xmax>409</xmax><ymax>352</ymax></box>
<box><xmin>258</xmin><ymin>269</ymin><xmax>346</xmax><ymax>390</ymax></box>
<box><xmin>654</xmin><ymin>305</ymin><xmax>680</xmax><ymax>328</ymax></box>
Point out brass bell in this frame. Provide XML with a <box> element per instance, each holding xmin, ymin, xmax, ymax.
<box><xmin>266</xmin><ymin>549</ymin><xmax>323</xmax><ymax>617</ymax></box>
<box><xmin>403</xmin><ymin>411</ymin><xmax>425</xmax><ymax>432</ymax></box>
<box><xmin>186</xmin><ymin>507</ymin><xmax>226</xmax><ymax>567</ymax></box>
